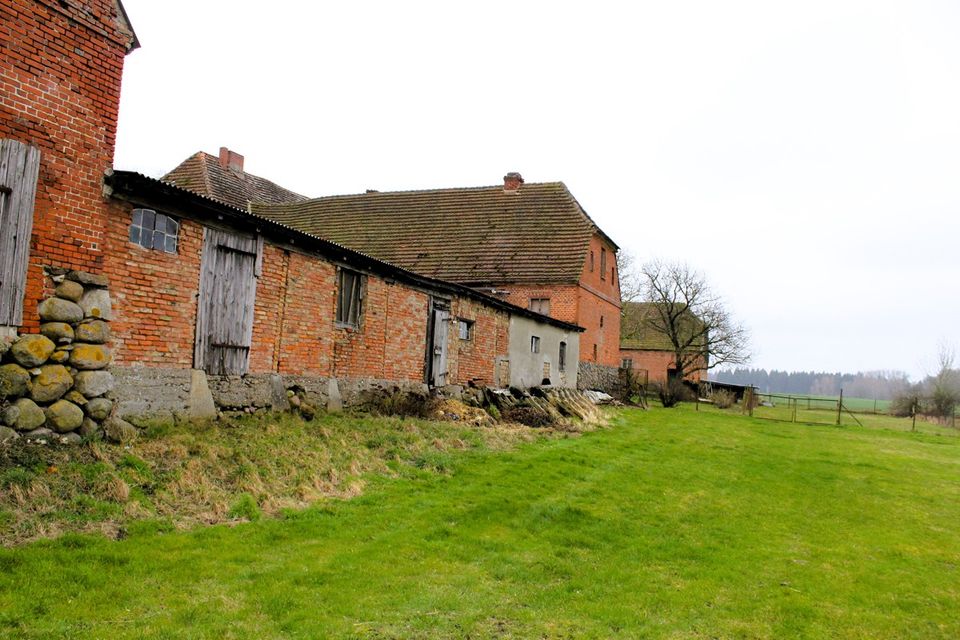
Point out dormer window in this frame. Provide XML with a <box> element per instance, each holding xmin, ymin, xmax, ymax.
<box><xmin>130</xmin><ymin>209</ymin><xmax>179</xmax><ymax>253</ymax></box>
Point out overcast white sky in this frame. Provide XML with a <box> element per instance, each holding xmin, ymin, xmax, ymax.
<box><xmin>114</xmin><ymin>0</ymin><xmax>960</xmax><ymax>380</ymax></box>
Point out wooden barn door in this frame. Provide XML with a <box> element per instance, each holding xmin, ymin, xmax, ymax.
<box><xmin>194</xmin><ymin>227</ymin><xmax>261</xmax><ymax>375</ymax></box>
<box><xmin>426</xmin><ymin>299</ymin><xmax>450</xmax><ymax>387</ymax></box>
<box><xmin>0</xmin><ymin>140</ymin><xmax>41</xmax><ymax>328</ymax></box>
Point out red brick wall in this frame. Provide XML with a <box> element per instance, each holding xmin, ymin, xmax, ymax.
<box><xmin>249</xmin><ymin>244</ymin><xmax>288</xmax><ymax>373</ymax></box>
<box><xmin>500</xmin><ymin>284</ymin><xmax>579</xmax><ymax>325</ymax></box>
<box><xmin>105</xmin><ymin>202</ymin><xmax>202</xmax><ymax>366</ymax></box>
<box><xmin>1</xmin><ymin>0</ymin><xmax>133</xmax><ymax>331</ymax></box>
<box><xmin>577</xmin><ymin>287</ymin><xmax>621</xmax><ymax>367</ymax></box>
<box><xmin>620</xmin><ymin>348</ymin><xmax>704</xmax><ymax>384</ymax></box>
<box><xmin>277</xmin><ymin>252</ymin><xmax>335</xmax><ymax>376</ymax></box>
<box><xmin>448</xmin><ymin>297</ymin><xmax>509</xmax><ymax>386</ymax></box>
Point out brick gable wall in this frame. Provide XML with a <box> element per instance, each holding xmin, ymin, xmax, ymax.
<box><xmin>1</xmin><ymin>0</ymin><xmax>132</xmax><ymax>332</ymax></box>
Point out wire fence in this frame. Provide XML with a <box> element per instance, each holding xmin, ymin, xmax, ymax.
<box><xmin>750</xmin><ymin>392</ymin><xmax>861</xmax><ymax>427</ymax></box>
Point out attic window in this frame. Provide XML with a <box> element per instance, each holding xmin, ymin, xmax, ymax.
<box><xmin>529</xmin><ymin>298</ymin><xmax>551</xmax><ymax>315</ymax></box>
<box><xmin>130</xmin><ymin>209</ymin><xmax>178</xmax><ymax>253</ymax></box>
<box><xmin>336</xmin><ymin>268</ymin><xmax>365</xmax><ymax>328</ymax></box>
<box><xmin>600</xmin><ymin>248</ymin><xmax>607</xmax><ymax>280</ymax></box>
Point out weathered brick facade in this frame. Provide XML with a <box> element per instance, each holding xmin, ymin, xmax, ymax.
<box><xmin>619</xmin><ymin>348</ymin><xmax>704</xmax><ymax>384</ymax></box>
<box><xmin>501</xmin><ymin>234</ymin><xmax>621</xmax><ymax>367</ymax></box>
<box><xmin>0</xmin><ymin>0</ymin><xmax>135</xmax><ymax>332</ymax></box>
<box><xmin>3</xmin><ymin>0</ymin><xmax>582</xmax><ymax>418</ymax></box>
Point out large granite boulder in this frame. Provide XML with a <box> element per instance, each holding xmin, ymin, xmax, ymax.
<box><xmin>54</xmin><ymin>280</ymin><xmax>84</xmax><ymax>303</ymax></box>
<box><xmin>75</xmin><ymin>320</ymin><xmax>110</xmax><ymax>344</ymax></box>
<box><xmin>10</xmin><ymin>334</ymin><xmax>56</xmax><ymax>368</ymax></box>
<box><xmin>0</xmin><ymin>363</ymin><xmax>31</xmax><ymax>398</ymax></box>
<box><xmin>104</xmin><ymin>416</ymin><xmax>137</xmax><ymax>444</ymax></box>
<box><xmin>38</xmin><ymin>297</ymin><xmax>83</xmax><ymax>323</ymax></box>
<box><xmin>12</xmin><ymin>398</ymin><xmax>46</xmax><ymax>431</ymax></box>
<box><xmin>40</xmin><ymin>322</ymin><xmax>75</xmax><ymax>345</ymax></box>
<box><xmin>69</xmin><ymin>344</ymin><xmax>111</xmax><ymax>370</ymax></box>
<box><xmin>73</xmin><ymin>370</ymin><xmax>115</xmax><ymax>397</ymax></box>
<box><xmin>79</xmin><ymin>289</ymin><xmax>112</xmax><ymax>321</ymax></box>
<box><xmin>29</xmin><ymin>364</ymin><xmax>73</xmax><ymax>403</ymax></box>
<box><xmin>44</xmin><ymin>400</ymin><xmax>84</xmax><ymax>433</ymax></box>
<box><xmin>84</xmin><ymin>397</ymin><xmax>113</xmax><ymax>421</ymax></box>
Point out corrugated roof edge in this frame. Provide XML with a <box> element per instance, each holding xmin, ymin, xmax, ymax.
<box><xmin>103</xmin><ymin>170</ymin><xmax>585</xmax><ymax>334</ymax></box>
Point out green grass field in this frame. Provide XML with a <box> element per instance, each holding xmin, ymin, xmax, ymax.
<box><xmin>757</xmin><ymin>393</ymin><xmax>892</xmax><ymax>413</ymax></box>
<box><xmin>2</xmin><ymin>406</ymin><xmax>959</xmax><ymax>638</ymax></box>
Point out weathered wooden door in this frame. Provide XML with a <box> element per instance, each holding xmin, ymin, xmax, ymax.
<box><xmin>427</xmin><ymin>299</ymin><xmax>450</xmax><ymax>387</ymax></box>
<box><xmin>194</xmin><ymin>227</ymin><xmax>261</xmax><ymax>375</ymax></box>
<box><xmin>0</xmin><ymin>140</ymin><xmax>41</xmax><ymax>327</ymax></box>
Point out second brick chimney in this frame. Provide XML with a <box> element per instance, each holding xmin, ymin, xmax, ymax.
<box><xmin>219</xmin><ymin>147</ymin><xmax>244</xmax><ymax>172</ymax></box>
<box><xmin>503</xmin><ymin>172</ymin><xmax>524</xmax><ymax>192</ymax></box>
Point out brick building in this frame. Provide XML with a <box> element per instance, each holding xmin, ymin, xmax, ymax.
<box><xmin>1</xmin><ymin>0</ymin><xmax>583</xmax><ymax>421</ymax></box>
<box><xmin>0</xmin><ymin>0</ymin><xmax>137</xmax><ymax>334</ymax></box>
<box><xmin>619</xmin><ymin>302</ymin><xmax>706</xmax><ymax>384</ymax></box>
<box><xmin>241</xmin><ymin>174</ymin><xmax>623</xmax><ymax>368</ymax></box>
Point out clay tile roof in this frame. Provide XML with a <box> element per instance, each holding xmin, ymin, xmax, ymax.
<box><xmin>162</xmin><ymin>152</ymin><xmax>308</xmax><ymax>211</ymax></box>
<box><xmin>252</xmin><ymin>182</ymin><xmax>613</xmax><ymax>286</ymax></box>
<box><xmin>620</xmin><ymin>301</ymin><xmax>703</xmax><ymax>351</ymax></box>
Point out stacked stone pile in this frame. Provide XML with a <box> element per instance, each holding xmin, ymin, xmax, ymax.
<box><xmin>0</xmin><ymin>270</ymin><xmax>134</xmax><ymax>445</ymax></box>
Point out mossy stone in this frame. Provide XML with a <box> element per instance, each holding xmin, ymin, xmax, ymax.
<box><xmin>69</xmin><ymin>344</ymin><xmax>112</xmax><ymax>370</ymax></box>
<box><xmin>40</xmin><ymin>322</ymin><xmax>75</xmax><ymax>345</ymax></box>
<box><xmin>29</xmin><ymin>364</ymin><xmax>73</xmax><ymax>403</ymax></box>
<box><xmin>44</xmin><ymin>399</ymin><xmax>84</xmax><ymax>433</ymax></box>
<box><xmin>0</xmin><ymin>363</ymin><xmax>32</xmax><ymax>398</ymax></box>
<box><xmin>10</xmin><ymin>334</ymin><xmax>56</xmax><ymax>368</ymax></box>
<box><xmin>38</xmin><ymin>298</ymin><xmax>83</xmax><ymax>323</ymax></box>
<box><xmin>75</xmin><ymin>320</ymin><xmax>110</xmax><ymax>344</ymax></box>
<box><xmin>54</xmin><ymin>280</ymin><xmax>84</xmax><ymax>303</ymax></box>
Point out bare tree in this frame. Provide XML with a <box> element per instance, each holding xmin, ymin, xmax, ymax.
<box><xmin>638</xmin><ymin>260</ymin><xmax>750</xmax><ymax>381</ymax></box>
<box><xmin>930</xmin><ymin>343</ymin><xmax>959</xmax><ymax>421</ymax></box>
<box><xmin>616</xmin><ymin>249</ymin><xmax>643</xmax><ymax>306</ymax></box>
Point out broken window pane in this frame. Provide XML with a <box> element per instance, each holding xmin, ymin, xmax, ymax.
<box><xmin>129</xmin><ymin>208</ymin><xmax>179</xmax><ymax>253</ymax></box>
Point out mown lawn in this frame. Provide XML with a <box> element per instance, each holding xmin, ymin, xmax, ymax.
<box><xmin>1</xmin><ymin>406</ymin><xmax>959</xmax><ymax>638</ymax></box>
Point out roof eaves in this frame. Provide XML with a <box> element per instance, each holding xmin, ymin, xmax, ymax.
<box><xmin>104</xmin><ymin>170</ymin><xmax>584</xmax><ymax>334</ymax></box>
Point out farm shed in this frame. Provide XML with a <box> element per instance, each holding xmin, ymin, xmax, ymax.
<box><xmin>101</xmin><ymin>171</ymin><xmax>584</xmax><ymax>417</ymax></box>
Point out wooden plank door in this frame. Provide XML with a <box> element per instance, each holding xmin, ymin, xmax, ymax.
<box><xmin>0</xmin><ymin>139</ymin><xmax>41</xmax><ymax>327</ymax></box>
<box><xmin>195</xmin><ymin>227</ymin><xmax>260</xmax><ymax>375</ymax></box>
<box><xmin>427</xmin><ymin>299</ymin><xmax>450</xmax><ymax>387</ymax></box>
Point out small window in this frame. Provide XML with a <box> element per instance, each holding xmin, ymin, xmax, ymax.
<box><xmin>600</xmin><ymin>315</ymin><xmax>604</xmax><ymax>328</ymax></box>
<box><xmin>531</xmin><ymin>336</ymin><xmax>540</xmax><ymax>353</ymax></box>
<box><xmin>621</xmin><ymin>358</ymin><xmax>633</xmax><ymax>369</ymax></box>
<box><xmin>458</xmin><ymin>319</ymin><xmax>474</xmax><ymax>340</ymax></box>
<box><xmin>593</xmin><ymin>344</ymin><xmax>598</xmax><ymax>361</ymax></box>
<box><xmin>336</xmin><ymin>268</ymin><xmax>365</xmax><ymax>328</ymax></box>
<box><xmin>559</xmin><ymin>341</ymin><xmax>566</xmax><ymax>372</ymax></box>
<box><xmin>130</xmin><ymin>208</ymin><xmax>179</xmax><ymax>253</ymax></box>
<box><xmin>529</xmin><ymin>298</ymin><xmax>550</xmax><ymax>315</ymax></box>
<box><xmin>600</xmin><ymin>248</ymin><xmax>607</xmax><ymax>280</ymax></box>
<box><xmin>589</xmin><ymin>251</ymin><xmax>594</xmax><ymax>272</ymax></box>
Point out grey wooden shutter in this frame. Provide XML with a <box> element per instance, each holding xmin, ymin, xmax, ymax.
<box><xmin>0</xmin><ymin>140</ymin><xmax>41</xmax><ymax>326</ymax></box>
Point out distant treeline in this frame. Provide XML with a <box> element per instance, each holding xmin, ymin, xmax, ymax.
<box><xmin>710</xmin><ymin>368</ymin><xmax>911</xmax><ymax>400</ymax></box>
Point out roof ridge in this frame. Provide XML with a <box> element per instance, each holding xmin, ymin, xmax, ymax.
<box><xmin>270</xmin><ymin>180</ymin><xmax>570</xmax><ymax>205</ymax></box>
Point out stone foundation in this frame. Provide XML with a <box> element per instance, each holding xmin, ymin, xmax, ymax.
<box><xmin>0</xmin><ymin>269</ymin><xmax>132</xmax><ymax>444</ymax></box>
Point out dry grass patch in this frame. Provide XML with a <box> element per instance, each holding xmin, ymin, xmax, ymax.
<box><xmin>0</xmin><ymin>409</ymin><xmax>589</xmax><ymax>546</ymax></box>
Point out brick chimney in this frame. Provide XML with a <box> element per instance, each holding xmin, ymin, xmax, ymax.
<box><xmin>503</xmin><ymin>172</ymin><xmax>524</xmax><ymax>192</ymax></box>
<box><xmin>219</xmin><ymin>147</ymin><xmax>244</xmax><ymax>172</ymax></box>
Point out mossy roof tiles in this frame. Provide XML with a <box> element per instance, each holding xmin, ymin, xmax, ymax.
<box><xmin>162</xmin><ymin>152</ymin><xmax>308</xmax><ymax>211</ymax></box>
<box><xmin>252</xmin><ymin>182</ymin><xmax>610</xmax><ymax>286</ymax></box>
